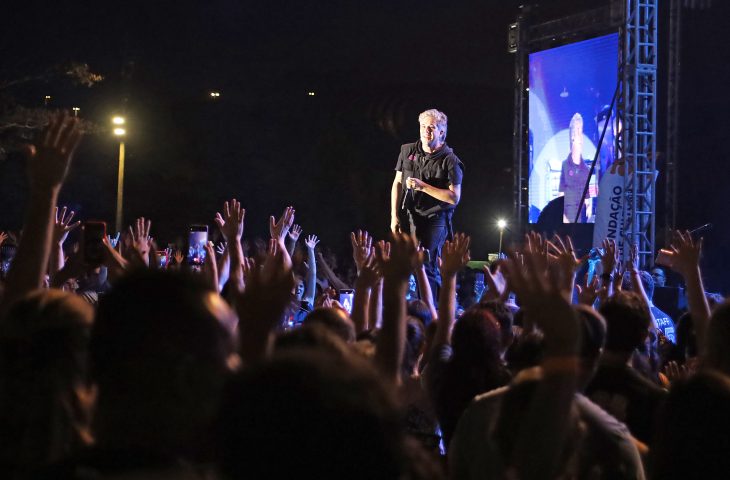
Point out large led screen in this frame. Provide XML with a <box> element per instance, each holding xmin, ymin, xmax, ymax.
<box><xmin>528</xmin><ymin>33</ymin><xmax>619</xmax><ymax>223</ymax></box>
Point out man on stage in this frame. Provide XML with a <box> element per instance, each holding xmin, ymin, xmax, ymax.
<box><xmin>390</xmin><ymin>108</ymin><xmax>464</xmax><ymax>296</ymax></box>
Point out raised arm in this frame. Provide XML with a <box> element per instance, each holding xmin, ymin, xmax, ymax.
<box><xmin>434</xmin><ymin>233</ymin><xmax>471</xmax><ymax>347</ymax></box>
<box><xmin>303</xmin><ymin>234</ymin><xmax>319</xmax><ymax>306</ymax></box>
<box><xmin>415</xmin><ymin>259</ymin><xmax>438</xmax><ymax>320</ymax></box>
<box><xmin>128</xmin><ymin>217</ymin><xmax>152</xmax><ymax>267</ymax></box>
<box><xmin>374</xmin><ymin>234</ymin><xmax>422</xmax><ymax>385</ymax></box>
<box><xmin>502</xmin><ymin>242</ymin><xmax>581</xmax><ymax>480</ymax></box>
<box><xmin>350</xmin><ymin>230</ymin><xmax>377</xmax><ymax>333</ymax></box>
<box><xmin>236</xmin><ymin>239</ymin><xmax>294</xmax><ymax>365</ymax></box>
<box><xmin>666</xmin><ymin>230</ymin><xmax>711</xmax><ymax>355</ymax></box>
<box><xmin>285</xmin><ymin>224</ymin><xmax>302</xmax><ymax>257</ymax></box>
<box><xmin>316</xmin><ymin>251</ymin><xmax>349</xmax><ymax>291</ymax></box>
<box><xmin>49</xmin><ymin>206</ymin><xmax>81</xmax><ymax>277</ymax></box>
<box><xmin>547</xmin><ymin>234</ymin><xmax>585</xmax><ymax>302</ymax></box>
<box><xmin>216</xmin><ymin>242</ymin><xmax>231</xmax><ymax>291</ymax></box>
<box><xmin>598</xmin><ymin>238</ymin><xmax>619</xmax><ymax>301</ymax></box>
<box><xmin>627</xmin><ymin>243</ymin><xmax>655</xmax><ymax>327</ymax></box>
<box><xmin>1</xmin><ymin>113</ymin><xmax>83</xmax><ymax>314</ymax></box>
<box><xmin>215</xmin><ymin>199</ymin><xmax>245</xmax><ymax>292</ymax></box>
<box><xmin>268</xmin><ymin>206</ymin><xmax>295</xmax><ymax>271</ymax></box>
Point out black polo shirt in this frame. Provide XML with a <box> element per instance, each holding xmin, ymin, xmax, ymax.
<box><xmin>395</xmin><ymin>141</ymin><xmax>464</xmax><ymax>217</ymax></box>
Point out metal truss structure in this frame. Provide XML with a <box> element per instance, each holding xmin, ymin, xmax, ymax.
<box><xmin>617</xmin><ymin>0</ymin><xmax>658</xmax><ymax>267</ymax></box>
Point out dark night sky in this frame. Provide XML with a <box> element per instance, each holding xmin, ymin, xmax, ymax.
<box><xmin>2</xmin><ymin>0</ymin><xmax>729</xmax><ymax>291</ymax></box>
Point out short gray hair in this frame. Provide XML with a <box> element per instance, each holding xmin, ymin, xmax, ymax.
<box><xmin>418</xmin><ymin>109</ymin><xmax>448</xmax><ymax>136</ymax></box>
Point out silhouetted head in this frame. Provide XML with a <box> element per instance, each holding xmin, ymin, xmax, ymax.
<box><xmin>0</xmin><ymin>289</ymin><xmax>94</xmax><ymax>470</ymax></box>
<box><xmin>91</xmin><ymin>269</ymin><xmax>237</xmax><ymax>458</ymax></box>
<box><xmin>407</xmin><ymin>299</ymin><xmax>433</xmax><ymax>328</ymax></box>
<box><xmin>216</xmin><ymin>350</ymin><xmax>441</xmax><ymax>479</ymax></box>
<box><xmin>478</xmin><ymin>300</ymin><xmax>515</xmax><ymax>354</ymax></box>
<box><xmin>303</xmin><ymin>307</ymin><xmax>355</xmax><ymax>343</ymax></box>
<box><xmin>598</xmin><ymin>291</ymin><xmax>651</xmax><ymax>353</ymax></box>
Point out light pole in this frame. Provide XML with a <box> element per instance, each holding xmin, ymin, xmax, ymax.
<box><xmin>497</xmin><ymin>219</ymin><xmax>507</xmax><ymax>257</ymax></box>
<box><xmin>112</xmin><ymin>116</ymin><xmax>126</xmax><ymax>233</ymax></box>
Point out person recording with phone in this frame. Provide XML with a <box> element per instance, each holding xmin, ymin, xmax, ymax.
<box><xmin>390</xmin><ymin>108</ymin><xmax>464</xmax><ymax>296</ymax></box>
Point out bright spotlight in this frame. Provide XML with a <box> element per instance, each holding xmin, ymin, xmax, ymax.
<box><xmin>113</xmin><ymin>127</ymin><xmax>126</xmax><ymax>136</ymax></box>
<box><xmin>497</xmin><ymin>219</ymin><xmax>507</xmax><ymax>230</ymax></box>
<box><xmin>112</xmin><ymin>116</ymin><xmax>125</xmax><ymax>125</ymax></box>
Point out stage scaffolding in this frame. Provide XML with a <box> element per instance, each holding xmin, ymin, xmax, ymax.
<box><xmin>511</xmin><ymin>0</ymin><xmax>659</xmax><ymax>268</ymax></box>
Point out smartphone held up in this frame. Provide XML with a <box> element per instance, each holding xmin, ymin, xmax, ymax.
<box><xmin>187</xmin><ymin>225</ymin><xmax>209</xmax><ymax>267</ymax></box>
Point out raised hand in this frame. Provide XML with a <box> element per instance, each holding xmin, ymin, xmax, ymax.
<box><xmin>202</xmin><ymin>241</ymin><xmax>219</xmax><ymax>292</ymax></box>
<box><xmin>525</xmin><ymin>231</ymin><xmax>550</xmax><ymax>260</ymax></box>
<box><xmin>128</xmin><ymin>217</ymin><xmax>152</xmax><ymax>265</ymax></box>
<box><xmin>173</xmin><ymin>249</ymin><xmax>184</xmax><ymax>265</ymax></box>
<box><xmin>576</xmin><ymin>273</ymin><xmax>601</xmax><ymax>306</ymax></box>
<box><xmin>241</xmin><ymin>256</ymin><xmax>256</xmax><ymax>284</ymax></box>
<box><xmin>356</xmin><ymin>251</ymin><xmax>382</xmax><ymax>288</ymax></box>
<box><xmin>350</xmin><ymin>230</ymin><xmax>373</xmax><ymax>272</ymax></box>
<box><xmin>376</xmin><ymin>234</ymin><xmax>422</xmax><ymax>281</ymax></box>
<box><xmin>439</xmin><ymin>232</ymin><xmax>471</xmax><ymax>278</ymax></box>
<box><xmin>215</xmin><ymin>199</ymin><xmax>245</xmax><ymax>242</ymax></box>
<box><xmin>548</xmin><ymin>235</ymin><xmax>584</xmax><ymax>274</ymax></box>
<box><xmin>547</xmin><ymin>234</ymin><xmax>586</xmax><ymax>300</ymax></box>
<box><xmin>288</xmin><ymin>224</ymin><xmax>302</xmax><ymax>242</ymax></box>
<box><xmin>374</xmin><ymin>240</ymin><xmax>391</xmax><ymax>263</ymax></box>
<box><xmin>216</xmin><ymin>241</ymin><xmax>227</xmax><ymax>256</ymax></box>
<box><xmin>24</xmin><ymin>112</ymin><xmax>84</xmax><ymax>192</ymax></box>
<box><xmin>269</xmin><ymin>206</ymin><xmax>295</xmax><ymax>242</ymax></box>
<box><xmin>626</xmin><ymin>243</ymin><xmax>640</xmax><ymax>274</ymax></box>
<box><xmin>482</xmin><ymin>263</ymin><xmax>508</xmax><ymax>301</ymax></box>
<box><xmin>236</xmin><ymin>238</ymin><xmax>295</xmax><ymax>363</ymax></box>
<box><xmin>304</xmin><ymin>234</ymin><xmax>319</xmax><ymax>250</ymax></box>
<box><xmin>667</xmin><ymin>230</ymin><xmax>702</xmax><ymax>278</ymax></box>
<box><xmin>0</xmin><ymin>231</ymin><xmax>7</xmax><ymax>247</ymax></box>
<box><xmin>502</xmin><ymin>247</ymin><xmax>580</xmax><ymax>357</ymax></box>
<box><xmin>52</xmin><ymin>206</ymin><xmax>81</xmax><ymax>245</ymax></box>
<box><xmin>101</xmin><ymin>236</ymin><xmax>128</xmax><ymax>281</ymax></box>
<box><xmin>599</xmin><ymin>238</ymin><xmax>619</xmax><ymax>276</ymax></box>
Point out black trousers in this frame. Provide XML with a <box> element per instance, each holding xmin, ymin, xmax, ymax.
<box><xmin>405</xmin><ymin>211</ymin><xmax>449</xmax><ymax>299</ymax></box>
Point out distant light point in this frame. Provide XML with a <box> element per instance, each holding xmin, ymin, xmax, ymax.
<box><xmin>112</xmin><ymin>116</ymin><xmax>125</xmax><ymax>125</ymax></box>
<box><xmin>113</xmin><ymin>127</ymin><xmax>126</xmax><ymax>136</ymax></box>
<box><xmin>210</xmin><ymin>91</ymin><xmax>221</xmax><ymax>98</ymax></box>
<box><xmin>307</xmin><ymin>91</ymin><xmax>315</xmax><ymax>96</ymax></box>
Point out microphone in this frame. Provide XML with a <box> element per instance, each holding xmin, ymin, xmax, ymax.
<box><xmin>689</xmin><ymin>223</ymin><xmax>713</xmax><ymax>235</ymax></box>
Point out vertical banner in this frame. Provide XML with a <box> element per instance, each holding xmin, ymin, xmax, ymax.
<box><xmin>592</xmin><ymin>162</ymin><xmax>629</xmax><ymax>257</ymax></box>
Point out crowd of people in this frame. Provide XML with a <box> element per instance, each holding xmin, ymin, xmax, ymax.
<box><xmin>1</xmin><ymin>113</ymin><xmax>729</xmax><ymax>479</ymax></box>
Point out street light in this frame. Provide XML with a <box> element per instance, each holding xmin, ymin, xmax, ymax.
<box><xmin>497</xmin><ymin>219</ymin><xmax>507</xmax><ymax>257</ymax></box>
<box><xmin>112</xmin><ymin>117</ymin><xmax>126</xmax><ymax>233</ymax></box>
